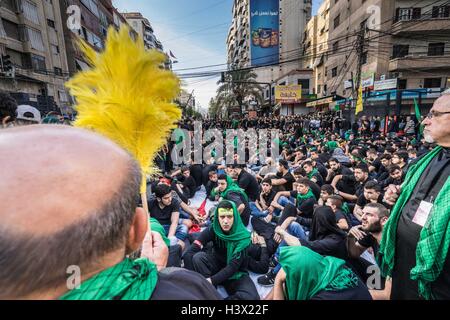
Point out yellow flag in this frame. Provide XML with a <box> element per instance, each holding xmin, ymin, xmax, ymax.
<box><xmin>355</xmin><ymin>85</ymin><xmax>363</xmax><ymax>115</ymax></box>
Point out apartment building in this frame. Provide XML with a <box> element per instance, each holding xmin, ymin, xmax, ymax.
<box><xmin>227</xmin><ymin>0</ymin><xmax>313</xmax><ymax>113</ymax></box>
<box><xmin>316</xmin><ymin>0</ymin><xmax>450</xmax><ymax>115</ymax></box>
<box><xmin>122</xmin><ymin>12</ymin><xmax>163</xmax><ymax>52</ymax></box>
<box><xmin>0</xmin><ymin>0</ymin><xmax>70</xmax><ymax>115</ymax></box>
<box><xmin>303</xmin><ymin>0</ymin><xmax>330</xmax><ymax>99</ymax></box>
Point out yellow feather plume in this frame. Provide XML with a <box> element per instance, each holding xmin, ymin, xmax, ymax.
<box><xmin>66</xmin><ymin>26</ymin><xmax>181</xmax><ymax>194</ymax></box>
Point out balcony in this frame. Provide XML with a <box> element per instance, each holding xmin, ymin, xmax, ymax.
<box><xmin>389</xmin><ymin>54</ymin><xmax>450</xmax><ymax>71</ymax></box>
<box><xmin>391</xmin><ymin>16</ymin><xmax>450</xmax><ymax>35</ymax></box>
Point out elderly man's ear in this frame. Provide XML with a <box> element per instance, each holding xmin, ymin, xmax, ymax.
<box><xmin>126</xmin><ymin>207</ymin><xmax>148</xmax><ymax>254</ymax></box>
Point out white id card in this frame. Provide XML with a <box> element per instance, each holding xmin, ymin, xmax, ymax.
<box><xmin>412</xmin><ymin>201</ymin><xmax>433</xmax><ymax>227</ymax></box>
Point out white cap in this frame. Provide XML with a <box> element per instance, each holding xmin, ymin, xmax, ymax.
<box><xmin>16</xmin><ymin>105</ymin><xmax>41</xmax><ymax>123</ymax></box>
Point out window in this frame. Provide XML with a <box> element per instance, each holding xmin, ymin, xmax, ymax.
<box><xmin>1</xmin><ymin>0</ymin><xmax>19</xmax><ymax>12</ymax></box>
<box><xmin>432</xmin><ymin>6</ymin><xmax>450</xmax><ymax>18</ymax></box>
<box><xmin>317</xmin><ymin>84</ymin><xmax>321</xmax><ymax>94</ymax></box>
<box><xmin>424</xmin><ymin>78</ymin><xmax>441</xmax><ymax>88</ymax></box>
<box><xmin>51</xmin><ymin>44</ymin><xmax>59</xmax><ymax>55</ymax></box>
<box><xmin>428</xmin><ymin>43</ymin><xmax>445</xmax><ymax>56</ymax></box>
<box><xmin>27</xmin><ymin>27</ymin><xmax>45</xmax><ymax>51</ymax></box>
<box><xmin>22</xmin><ymin>0</ymin><xmax>40</xmax><ymax>24</ymax></box>
<box><xmin>80</xmin><ymin>0</ymin><xmax>99</xmax><ymax>18</ymax></box>
<box><xmin>332</xmin><ymin>67</ymin><xmax>338</xmax><ymax>77</ymax></box>
<box><xmin>398</xmin><ymin>79</ymin><xmax>407</xmax><ymax>89</ymax></box>
<box><xmin>58</xmin><ymin>90</ymin><xmax>69</xmax><ymax>102</ymax></box>
<box><xmin>31</xmin><ymin>54</ymin><xmax>46</xmax><ymax>72</ymax></box>
<box><xmin>54</xmin><ymin>67</ymin><xmax>63</xmax><ymax>76</ymax></box>
<box><xmin>47</xmin><ymin>19</ymin><xmax>55</xmax><ymax>28</ymax></box>
<box><xmin>334</xmin><ymin>14</ymin><xmax>340</xmax><ymax>29</ymax></box>
<box><xmin>298</xmin><ymin>79</ymin><xmax>310</xmax><ymax>90</ymax></box>
<box><xmin>2</xmin><ymin>19</ymin><xmax>20</xmax><ymax>41</ymax></box>
<box><xmin>392</xmin><ymin>44</ymin><xmax>409</xmax><ymax>58</ymax></box>
<box><xmin>396</xmin><ymin>8</ymin><xmax>421</xmax><ymax>21</ymax></box>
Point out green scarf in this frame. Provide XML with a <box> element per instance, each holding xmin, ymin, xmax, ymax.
<box><xmin>280</xmin><ymin>246</ymin><xmax>359</xmax><ymax>300</ymax></box>
<box><xmin>378</xmin><ymin>146</ymin><xmax>450</xmax><ymax>300</ymax></box>
<box><xmin>296</xmin><ymin>188</ymin><xmax>316</xmax><ymax>205</ymax></box>
<box><xmin>212</xmin><ymin>201</ymin><xmax>251</xmax><ymax>280</ymax></box>
<box><xmin>342</xmin><ymin>202</ymin><xmax>350</xmax><ymax>214</ymax></box>
<box><xmin>326</xmin><ymin>141</ymin><xmax>339</xmax><ymax>152</ymax></box>
<box><xmin>150</xmin><ymin>217</ymin><xmax>170</xmax><ymax>247</ymax></box>
<box><xmin>220</xmin><ymin>175</ymin><xmax>249</xmax><ymax>202</ymax></box>
<box><xmin>307</xmin><ymin>168</ymin><xmax>319</xmax><ymax>180</ymax></box>
<box><xmin>60</xmin><ymin>258</ymin><xmax>158</xmax><ymax>300</ymax></box>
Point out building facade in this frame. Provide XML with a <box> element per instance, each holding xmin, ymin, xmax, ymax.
<box><xmin>0</xmin><ymin>0</ymin><xmax>70</xmax><ymax>115</ymax></box>
<box><xmin>121</xmin><ymin>12</ymin><xmax>163</xmax><ymax>52</ymax></box>
<box><xmin>311</xmin><ymin>0</ymin><xmax>450</xmax><ymax>116</ymax></box>
<box><xmin>303</xmin><ymin>0</ymin><xmax>330</xmax><ymax>100</ymax></box>
<box><xmin>227</xmin><ymin>0</ymin><xmax>313</xmax><ymax>110</ymax></box>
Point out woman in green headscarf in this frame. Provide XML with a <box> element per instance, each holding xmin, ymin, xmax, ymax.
<box><xmin>183</xmin><ymin>200</ymin><xmax>260</xmax><ymax>300</ymax></box>
<box><xmin>271</xmin><ymin>246</ymin><xmax>371</xmax><ymax>300</ymax></box>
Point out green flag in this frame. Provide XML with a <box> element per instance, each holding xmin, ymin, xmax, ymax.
<box><xmin>414</xmin><ymin>98</ymin><xmax>424</xmax><ymax>139</ymax></box>
<box><xmin>414</xmin><ymin>98</ymin><xmax>421</xmax><ymax>122</ymax></box>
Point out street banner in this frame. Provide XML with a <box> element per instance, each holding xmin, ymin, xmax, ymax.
<box><xmin>275</xmin><ymin>85</ymin><xmax>302</xmax><ymax>104</ymax></box>
<box><xmin>250</xmin><ymin>0</ymin><xmax>279</xmax><ymax>66</ymax></box>
<box><xmin>374</xmin><ymin>78</ymin><xmax>398</xmax><ymax>91</ymax></box>
<box><xmin>355</xmin><ymin>85</ymin><xmax>363</xmax><ymax>115</ymax></box>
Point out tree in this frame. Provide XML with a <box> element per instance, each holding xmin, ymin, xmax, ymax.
<box><xmin>215</xmin><ymin>67</ymin><xmax>265</xmax><ymax>117</ymax></box>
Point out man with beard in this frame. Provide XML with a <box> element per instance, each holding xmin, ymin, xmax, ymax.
<box><xmin>329</xmin><ymin>162</ymin><xmax>368</xmax><ymax>202</ymax></box>
<box><xmin>347</xmin><ymin>203</ymin><xmax>391</xmax><ymax>297</ymax></box>
<box><xmin>380</xmin><ymin>92</ymin><xmax>450</xmax><ymax>300</ymax></box>
<box><xmin>327</xmin><ymin>158</ymin><xmax>358</xmax><ymax>201</ymax></box>
<box><xmin>380</xmin><ymin>164</ymin><xmax>404</xmax><ymax>190</ymax></box>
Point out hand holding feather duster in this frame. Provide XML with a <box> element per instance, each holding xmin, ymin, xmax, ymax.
<box><xmin>66</xmin><ymin>26</ymin><xmax>182</xmax><ymax>253</ymax></box>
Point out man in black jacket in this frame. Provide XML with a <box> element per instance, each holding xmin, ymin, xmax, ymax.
<box><xmin>232</xmin><ymin>164</ymin><xmax>260</xmax><ymax>202</ymax></box>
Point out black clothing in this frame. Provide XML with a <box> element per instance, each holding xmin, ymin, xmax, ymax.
<box><xmin>273</xmin><ymin>171</ymin><xmax>295</xmax><ymax>192</ymax></box>
<box><xmin>392</xmin><ymin>148</ymin><xmax>450</xmax><ymax>300</ymax></box>
<box><xmin>237</xmin><ymin>169</ymin><xmax>260</xmax><ymax>202</ymax></box>
<box><xmin>150</xmin><ymin>267</ymin><xmax>222</xmax><ymax>300</ymax></box>
<box><xmin>205</xmin><ymin>180</ymin><xmax>217</xmax><ymax>198</ymax></box>
<box><xmin>289</xmin><ymin>191</ymin><xmax>316</xmax><ymax>218</ymax></box>
<box><xmin>202</xmin><ymin>164</ymin><xmax>218</xmax><ymax>186</ymax></box>
<box><xmin>189</xmin><ymin>164</ymin><xmax>203</xmax><ymax>189</ymax></box>
<box><xmin>246</xmin><ymin>244</ymin><xmax>270</xmax><ymax>274</ymax></box>
<box><xmin>300</xmin><ymin>206</ymin><xmax>348</xmax><ymax>259</ymax></box>
<box><xmin>225</xmin><ymin>191</ymin><xmax>251</xmax><ymax>226</ymax></box>
<box><xmin>310</xmin><ymin>276</ymin><xmax>372</xmax><ymax>300</ymax></box>
<box><xmin>148</xmin><ymin>198</ymin><xmax>179</xmax><ymax>225</ymax></box>
<box><xmin>310</xmin><ymin>171</ymin><xmax>324</xmax><ymax>187</ymax></box>
<box><xmin>260</xmin><ymin>190</ymin><xmax>276</xmax><ymax>208</ymax></box>
<box><xmin>356</xmin><ymin>193</ymin><xmax>384</xmax><ymax>208</ymax></box>
<box><xmin>339</xmin><ymin>173</ymin><xmax>358</xmax><ymax>197</ymax></box>
<box><xmin>316</xmin><ymin>162</ymin><xmax>328</xmax><ymax>180</ymax></box>
<box><xmin>183</xmin><ymin>226</ymin><xmax>248</xmax><ymax>286</ymax></box>
<box><xmin>180</xmin><ymin>175</ymin><xmax>197</xmax><ymax>198</ymax></box>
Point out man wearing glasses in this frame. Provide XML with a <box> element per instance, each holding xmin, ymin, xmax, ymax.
<box><xmin>379</xmin><ymin>91</ymin><xmax>450</xmax><ymax>300</ymax></box>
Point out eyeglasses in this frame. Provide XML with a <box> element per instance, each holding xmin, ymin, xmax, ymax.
<box><xmin>425</xmin><ymin>110</ymin><xmax>450</xmax><ymax>119</ymax></box>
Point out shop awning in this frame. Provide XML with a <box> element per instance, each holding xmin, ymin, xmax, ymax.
<box><xmin>306</xmin><ymin>94</ymin><xmax>345</xmax><ymax>108</ymax></box>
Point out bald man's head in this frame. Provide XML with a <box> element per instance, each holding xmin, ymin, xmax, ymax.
<box><xmin>0</xmin><ymin>125</ymin><xmax>142</xmax><ymax>298</ymax></box>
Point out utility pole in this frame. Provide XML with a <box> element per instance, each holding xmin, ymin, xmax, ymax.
<box><xmin>353</xmin><ymin>26</ymin><xmax>366</xmax><ymax>102</ymax></box>
<box><xmin>353</xmin><ymin>25</ymin><xmax>366</xmax><ymax>121</ymax></box>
